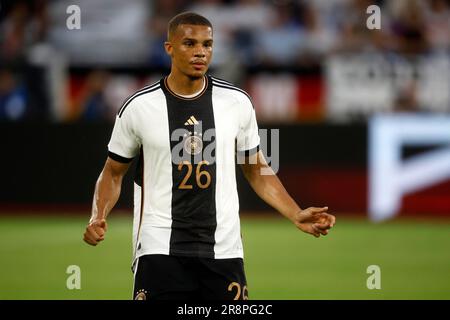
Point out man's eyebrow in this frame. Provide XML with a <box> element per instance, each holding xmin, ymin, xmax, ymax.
<box><xmin>181</xmin><ymin>38</ymin><xmax>213</xmax><ymax>43</ymax></box>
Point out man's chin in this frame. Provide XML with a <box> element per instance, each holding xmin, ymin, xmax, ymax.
<box><xmin>187</xmin><ymin>70</ymin><xmax>207</xmax><ymax>80</ymax></box>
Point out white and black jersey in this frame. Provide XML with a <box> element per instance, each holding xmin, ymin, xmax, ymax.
<box><xmin>107</xmin><ymin>75</ymin><xmax>260</xmax><ymax>271</ymax></box>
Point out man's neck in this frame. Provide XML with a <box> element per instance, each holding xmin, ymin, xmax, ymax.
<box><xmin>167</xmin><ymin>72</ymin><xmax>205</xmax><ymax>96</ymax></box>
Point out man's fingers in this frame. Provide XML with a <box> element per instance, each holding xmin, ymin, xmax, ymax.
<box><xmin>87</xmin><ymin>226</ymin><xmax>102</xmax><ymax>239</ymax></box>
<box><xmin>94</xmin><ymin>226</ymin><xmax>105</xmax><ymax>238</ymax></box>
<box><xmin>320</xmin><ymin>214</ymin><xmax>335</xmax><ymax>228</ymax></box>
<box><xmin>314</xmin><ymin>223</ymin><xmax>329</xmax><ymax>231</ymax></box>
<box><xmin>83</xmin><ymin>230</ymin><xmax>104</xmax><ymax>245</ymax></box>
<box><xmin>92</xmin><ymin>220</ymin><xmax>108</xmax><ymax>237</ymax></box>
<box><xmin>312</xmin><ymin>223</ymin><xmax>330</xmax><ymax>236</ymax></box>
<box><xmin>310</xmin><ymin>206</ymin><xmax>328</xmax><ymax>214</ymax></box>
<box><xmin>315</xmin><ymin>226</ymin><xmax>329</xmax><ymax>236</ymax></box>
<box><xmin>97</xmin><ymin>219</ymin><xmax>108</xmax><ymax>232</ymax></box>
<box><xmin>92</xmin><ymin>219</ymin><xmax>108</xmax><ymax>237</ymax></box>
<box><xmin>83</xmin><ymin>232</ymin><xmax>98</xmax><ymax>246</ymax></box>
<box><xmin>83</xmin><ymin>235</ymin><xmax>97</xmax><ymax>246</ymax></box>
<box><xmin>310</xmin><ymin>230</ymin><xmax>320</xmax><ymax>238</ymax></box>
<box><xmin>83</xmin><ymin>219</ymin><xmax>108</xmax><ymax>246</ymax></box>
<box><xmin>297</xmin><ymin>209</ymin><xmax>336</xmax><ymax>238</ymax></box>
<box><xmin>330</xmin><ymin>215</ymin><xmax>336</xmax><ymax>228</ymax></box>
<box><xmin>311</xmin><ymin>225</ymin><xmax>321</xmax><ymax>237</ymax></box>
<box><xmin>87</xmin><ymin>226</ymin><xmax>104</xmax><ymax>242</ymax></box>
<box><xmin>85</xmin><ymin>230</ymin><xmax>103</xmax><ymax>243</ymax></box>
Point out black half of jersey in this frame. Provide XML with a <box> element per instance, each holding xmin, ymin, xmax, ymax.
<box><xmin>161</xmin><ymin>76</ymin><xmax>217</xmax><ymax>258</ymax></box>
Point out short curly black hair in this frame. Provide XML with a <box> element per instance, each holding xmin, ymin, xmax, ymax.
<box><xmin>167</xmin><ymin>12</ymin><xmax>212</xmax><ymax>40</ymax></box>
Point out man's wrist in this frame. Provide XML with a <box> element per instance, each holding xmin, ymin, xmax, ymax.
<box><xmin>89</xmin><ymin>213</ymin><xmax>105</xmax><ymax>224</ymax></box>
<box><xmin>285</xmin><ymin>208</ymin><xmax>302</xmax><ymax>223</ymax></box>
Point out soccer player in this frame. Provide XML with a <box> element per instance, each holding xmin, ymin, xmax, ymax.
<box><xmin>83</xmin><ymin>12</ymin><xmax>335</xmax><ymax>300</ymax></box>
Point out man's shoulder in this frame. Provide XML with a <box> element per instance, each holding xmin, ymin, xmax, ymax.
<box><xmin>210</xmin><ymin>76</ymin><xmax>253</xmax><ymax>105</ymax></box>
<box><xmin>117</xmin><ymin>79</ymin><xmax>164</xmax><ymax>118</ymax></box>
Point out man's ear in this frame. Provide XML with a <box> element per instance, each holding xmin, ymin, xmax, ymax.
<box><xmin>164</xmin><ymin>41</ymin><xmax>173</xmax><ymax>57</ymax></box>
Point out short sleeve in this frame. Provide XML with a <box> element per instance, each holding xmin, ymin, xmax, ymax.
<box><xmin>236</xmin><ymin>96</ymin><xmax>260</xmax><ymax>156</ymax></box>
<box><xmin>107</xmin><ymin>109</ymin><xmax>141</xmax><ymax>163</ymax></box>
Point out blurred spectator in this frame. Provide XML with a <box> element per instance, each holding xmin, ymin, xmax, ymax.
<box><xmin>0</xmin><ymin>68</ymin><xmax>28</xmax><ymax>121</ymax></box>
<box><xmin>0</xmin><ymin>0</ymin><xmax>48</xmax><ymax>64</ymax></box>
<box><xmin>389</xmin><ymin>0</ymin><xmax>429</xmax><ymax>54</ymax></box>
<box><xmin>333</xmin><ymin>0</ymin><xmax>378</xmax><ymax>53</ymax></box>
<box><xmin>255</xmin><ymin>2</ymin><xmax>304</xmax><ymax>66</ymax></box>
<box><xmin>147</xmin><ymin>0</ymin><xmax>188</xmax><ymax>68</ymax></box>
<box><xmin>296</xmin><ymin>2</ymin><xmax>338</xmax><ymax>65</ymax></box>
<box><xmin>424</xmin><ymin>0</ymin><xmax>450</xmax><ymax>51</ymax></box>
<box><xmin>71</xmin><ymin>70</ymin><xmax>111</xmax><ymax>121</ymax></box>
<box><xmin>189</xmin><ymin>0</ymin><xmax>274</xmax><ymax>67</ymax></box>
<box><xmin>393</xmin><ymin>80</ymin><xmax>420</xmax><ymax>112</ymax></box>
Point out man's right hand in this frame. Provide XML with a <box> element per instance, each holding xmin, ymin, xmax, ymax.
<box><xmin>83</xmin><ymin>219</ymin><xmax>108</xmax><ymax>246</ymax></box>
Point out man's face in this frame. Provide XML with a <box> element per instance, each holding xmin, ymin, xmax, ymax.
<box><xmin>165</xmin><ymin>24</ymin><xmax>213</xmax><ymax>79</ymax></box>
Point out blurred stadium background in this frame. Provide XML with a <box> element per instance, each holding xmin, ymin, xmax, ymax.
<box><xmin>0</xmin><ymin>0</ymin><xmax>449</xmax><ymax>300</ymax></box>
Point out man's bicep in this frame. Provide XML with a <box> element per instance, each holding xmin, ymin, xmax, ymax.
<box><xmin>239</xmin><ymin>151</ymin><xmax>266</xmax><ymax>179</ymax></box>
<box><xmin>104</xmin><ymin>156</ymin><xmax>132</xmax><ymax>178</ymax></box>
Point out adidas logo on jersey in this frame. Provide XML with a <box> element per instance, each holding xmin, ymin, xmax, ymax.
<box><xmin>184</xmin><ymin>116</ymin><xmax>199</xmax><ymax>125</ymax></box>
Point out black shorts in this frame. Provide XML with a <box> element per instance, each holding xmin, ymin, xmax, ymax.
<box><xmin>133</xmin><ymin>254</ymin><xmax>248</xmax><ymax>300</ymax></box>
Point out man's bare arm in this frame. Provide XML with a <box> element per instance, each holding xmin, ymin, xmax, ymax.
<box><xmin>83</xmin><ymin>157</ymin><xmax>131</xmax><ymax>246</ymax></box>
<box><xmin>240</xmin><ymin>151</ymin><xmax>335</xmax><ymax>237</ymax></box>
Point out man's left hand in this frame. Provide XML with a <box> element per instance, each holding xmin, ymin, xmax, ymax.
<box><xmin>292</xmin><ymin>207</ymin><xmax>336</xmax><ymax>238</ymax></box>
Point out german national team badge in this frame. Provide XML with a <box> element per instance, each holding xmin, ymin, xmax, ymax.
<box><xmin>135</xmin><ymin>289</ymin><xmax>148</xmax><ymax>300</ymax></box>
<box><xmin>184</xmin><ymin>134</ymin><xmax>203</xmax><ymax>155</ymax></box>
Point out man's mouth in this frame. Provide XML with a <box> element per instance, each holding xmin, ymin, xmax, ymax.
<box><xmin>191</xmin><ymin>61</ymin><xmax>206</xmax><ymax>69</ymax></box>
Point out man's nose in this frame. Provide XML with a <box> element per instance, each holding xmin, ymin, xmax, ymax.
<box><xmin>194</xmin><ymin>45</ymin><xmax>206</xmax><ymax>57</ymax></box>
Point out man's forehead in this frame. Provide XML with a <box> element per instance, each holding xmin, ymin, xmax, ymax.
<box><xmin>172</xmin><ymin>24</ymin><xmax>213</xmax><ymax>39</ymax></box>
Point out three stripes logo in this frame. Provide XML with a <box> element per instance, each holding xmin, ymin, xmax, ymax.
<box><xmin>185</xmin><ymin>115</ymin><xmax>199</xmax><ymax>126</ymax></box>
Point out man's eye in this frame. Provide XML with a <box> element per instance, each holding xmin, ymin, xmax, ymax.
<box><xmin>184</xmin><ymin>42</ymin><xmax>193</xmax><ymax>46</ymax></box>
